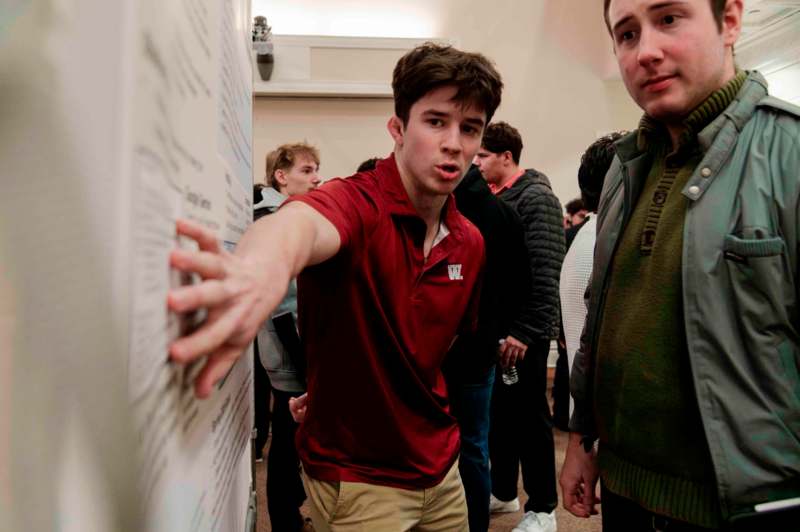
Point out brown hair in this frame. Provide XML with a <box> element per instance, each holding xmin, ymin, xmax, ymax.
<box><xmin>603</xmin><ymin>0</ymin><xmax>727</xmax><ymax>34</ymax></box>
<box><xmin>481</xmin><ymin>122</ymin><xmax>523</xmax><ymax>164</ymax></box>
<box><xmin>392</xmin><ymin>42</ymin><xmax>503</xmax><ymax>127</ymax></box>
<box><xmin>265</xmin><ymin>142</ymin><xmax>320</xmax><ymax>190</ymax></box>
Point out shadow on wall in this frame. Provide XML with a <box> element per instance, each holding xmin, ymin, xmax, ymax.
<box><xmin>541</xmin><ymin>0</ymin><xmax>617</xmax><ymax>79</ymax></box>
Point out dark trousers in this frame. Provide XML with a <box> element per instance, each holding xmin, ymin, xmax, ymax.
<box><xmin>253</xmin><ymin>343</ymin><xmax>271</xmax><ymax>460</ymax></box>
<box><xmin>603</xmin><ymin>484</ymin><xmax>800</xmax><ymax>532</ymax></box>
<box><xmin>602</xmin><ymin>485</ymin><xmax>715</xmax><ymax>531</ymax></box>
<box><xmin>489</xmin><ymin>339</ymin><xmax>557</xmax><ymax>513</ymax></box>
<box><xmin>450</xmin><ymin>366</ymin><xmax>495</xmax><ymax>532</ymax></box>
<box><xmin>267</xmin><ymin>389</ymin><xmax>306</xmax><ymax>532</ymax></box>
<box><xmin>551</xmin><ymin>333</ymin><xmax>570</xmax><ymax>431</ymax></box>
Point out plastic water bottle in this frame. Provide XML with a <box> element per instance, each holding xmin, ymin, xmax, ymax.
<box><xmin>502</xmin><ymin>365</ymin><xmax>519</xmax><ymax>385</ymax></box>
<box><xmin>498</xmin><ymin>339</ymin><xmax>519</xmax><ymax>385</ymax></box>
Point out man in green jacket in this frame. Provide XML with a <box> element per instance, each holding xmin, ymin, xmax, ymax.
<box><xmin>561</xmin><ymin>0</ymin><xmax>800</xmax><ymax>530</ymax></box>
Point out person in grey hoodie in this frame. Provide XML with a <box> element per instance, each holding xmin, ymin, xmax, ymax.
<box><xmin>255</xmin><ymin>142</ymin><xmax>320</xmax><ymax>532</ymax></box>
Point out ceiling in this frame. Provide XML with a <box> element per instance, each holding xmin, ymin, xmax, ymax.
<box><xmin>740</xmin><ymin>0</ymin><xmax>800</xmax><ymax>44</ymax></box>
<box><xmin>737</xmin><ymin>0</ymin><xmax>800</xmax><ymax>104</ymax></box>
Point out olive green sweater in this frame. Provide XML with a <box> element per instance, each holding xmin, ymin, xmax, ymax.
<box><xmin>594</xmin><ymin>72</ymin><xmax>747</xmax><ymax>529</ymax></box>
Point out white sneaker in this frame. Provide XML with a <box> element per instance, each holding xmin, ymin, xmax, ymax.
<box><xmin>489</xmin><ymin>494</ymin><xmax>520</xmax><ymax>513</ymax></box>
<box><xmin>511</xmin><ymin>510</ymin><xmax>557</xmax><ymax>532</ymax></box>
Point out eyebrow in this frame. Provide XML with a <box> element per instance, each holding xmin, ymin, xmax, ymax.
<box><xmin>611</xmin><ymin>1</ymin><xmax>687</xmax><ymax>33</ymax></box>
<box><xmin>422</xmin><ymin>109</ymin><xmax>486</xmax><ymax>128</ymax></box>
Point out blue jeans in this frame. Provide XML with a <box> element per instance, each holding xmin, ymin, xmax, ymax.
<box><xmin>450</xmin><ymin>366</ymin><xmax>495</xmax><ymax>532</ymax></box>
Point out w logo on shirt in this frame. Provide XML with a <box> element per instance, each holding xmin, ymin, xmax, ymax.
<box><xmin>447</xmin><ymin>264</ymin><xmax>463</xmax><ymax>281</ymax></box>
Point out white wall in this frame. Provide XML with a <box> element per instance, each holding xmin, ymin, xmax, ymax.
<box><xmin>252</xmin><ymin>0</ymin><xmax>642</xmax><ymax>204</ymax></box>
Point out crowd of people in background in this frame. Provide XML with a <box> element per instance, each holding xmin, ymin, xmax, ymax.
<box><xmin>168</xmin><ymin>1</ymin><xmax>800</xmax><ymax>530</ymax></box>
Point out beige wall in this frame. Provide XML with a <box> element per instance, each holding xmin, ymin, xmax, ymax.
<box><xmin>254</xmin><ymin>97</ymin><xmax>395</xmax><ymax>183</ymax></box>
<box><xmin>253</xmin><ymin>0</ymin><xmax>642</xmax><ymax>205</ymax></box>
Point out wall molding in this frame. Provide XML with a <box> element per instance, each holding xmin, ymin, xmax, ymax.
<box><xmin>737</xmin><ymin>10</ymin><xmax>800</xmax><ymax>75</ymax></box>
<box><xmin>253</xmin><ymin>35</ymin><xmax>444</xmax><ymax>98</ymax></box>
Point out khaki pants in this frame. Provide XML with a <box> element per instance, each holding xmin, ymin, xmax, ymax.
<box><xmin>302</xmin><ymin>461</ymin><xmax>469</xmax><ymax>531</ymax></box>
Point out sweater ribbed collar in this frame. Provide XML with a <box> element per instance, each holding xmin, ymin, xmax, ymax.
<box><xmin>637</xmin><ymin>70</ymin><xmax>748</xmax><ymax>152</ymax></box>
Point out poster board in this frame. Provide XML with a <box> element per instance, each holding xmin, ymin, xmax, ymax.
<box><xmin>1</xmin><ymin>0</ymin><xmax>255</xmax><ymax>530</ymax></box>
<box><xmin>125</xmin><ymin>0</ymin><xmax>254</xmax><ymax>529</ymax></box>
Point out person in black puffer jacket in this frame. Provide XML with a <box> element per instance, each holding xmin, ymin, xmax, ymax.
<box><xmin>474</xmin><ymin>121</ymin><xmax>565</xmax><ymax>532</ymax></box>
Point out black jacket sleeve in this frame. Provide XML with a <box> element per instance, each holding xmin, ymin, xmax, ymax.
<box><xmin>509</xmin><ymin>185</ymin><xmax>566</xmax><ymax>343</ymax></box>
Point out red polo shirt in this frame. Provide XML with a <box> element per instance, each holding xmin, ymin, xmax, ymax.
<box><xmin>289</xmin><ymin>154</ymin><xmax>485</xmax><ymax>489</ymax></box>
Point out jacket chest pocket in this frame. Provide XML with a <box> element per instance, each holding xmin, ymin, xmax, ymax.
<box><xmin>722</xmin><ymin>231</ymin><xmax>795</xmax><ymax>333</ymax></box>
<box><xmin>723</xmin><ymin>232</ymin><xmax>785</xmax><ymax>264</ymax></box>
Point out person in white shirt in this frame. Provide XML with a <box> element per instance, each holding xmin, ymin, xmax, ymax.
<box><xmin>559</xmin><ymin>132</ymin><xmax>623</xmax><ymax>417</ymax></box>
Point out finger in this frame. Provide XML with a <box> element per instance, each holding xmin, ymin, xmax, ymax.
<box><xmin>561</xmin><ymin>476</ymin><xmax>588</xmax><ymax>517</ymax></box>
<box><xmin>497</xmin><ymin>345</ymin><xmax>506</xmax><ymax>363</ymax></box>
<box><xmin>193</xmin><ymin>345</ymin><xmax>243</xmax><ymax>398</ymax></box>
<box><xmin>292</xmin><ymin>407</ymin><xmax>307</xmax><ymax>423</ymax></box>
<box><xmin>170</xmin><ymin>249</ymin><xmax>226</xmax><ymax>279</ymax></box>
<box><xmin>176</xmin><ymin>219</ymin><xmax>221</xmax><ymax>253</ymax></box>
<box><xmin>582</xmin><ymin>477</ymin><xmax>597</xmax><ymax>515</ymax></box>
<box><xmin>168</xmin><ymin>280</ymin><xmax>232</xmax><ymax>313</ymax></box>
<box><xmin>516</xmin><ymin>350</ymin><xmax>526</xmax><ymax>362</ymax></box>
<box><xmin>561</xmin><ymin>484</ymin><xmax>575</xmax><ymax>509</ymax></box>
<box><xmin>170</xmin><ymin>304</ymin><xmax>247</xmax><ymax>363</ymax></box>
<box><xmin>498</xmin><ymin>342</ymin><xmax>511</xmax><ymax>356</ymax></box>
<box><xmin>507</xmin><ymin>352</ymin><xmax>518</xmax><ymax>367</ymax></box>
<box><xmin>563</xmin><ymin>491</ymin><xmax>588</xmax><ymax>518</ymax></box>
<box><xmin>574</xmin><ymin>495</ymin><xmax>591</xmax><ymax>518</ymax></box>
<box><xmin>289</xmin><ymin>395</ymin><xmax>307</xmax><ymax>422</ymax></box>
<box><xmin>289</xmin><ymin>396</ymin><xmax>304</xmax><ymax>413</ymax></box>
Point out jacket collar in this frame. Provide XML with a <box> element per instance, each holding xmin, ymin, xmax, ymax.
<box><xmin>499</xmin><ymin>169</ymin><xmax>552</xmax><ymax>201</ymax></box>
<box><xmin>372</xmin><ymin>153</ymin><xmax>466</xmax><ymax>241</ymax></box>
<box><xmin>697</xmin><ymin>71</ymin><xmax>767</xmax><ymax>152</ymax></box>
<box><xmin>613</xmin><ymin>71</ymin><xmax>769</xmax><ymax>205</ymax></box>
<box><xmin>253</xmin><ymin>186</ymin><xmax>286</xmax><ymax>210</ymax></box>
<box><xmin>615</xmin><ymin>71</ymin><xmax>767</xmax><ymax>165</ymax></box>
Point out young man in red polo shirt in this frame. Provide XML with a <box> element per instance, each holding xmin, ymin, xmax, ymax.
<box><xmin>166</xmin><ymin>43</ymin><xmax>504</xmax><ymax>530</ymax></box>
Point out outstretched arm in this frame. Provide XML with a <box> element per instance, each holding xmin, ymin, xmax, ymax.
<box><xmin>167</xmin><ymin>201</ymin><xmax>340</xmax><ymax>398</ymax></box>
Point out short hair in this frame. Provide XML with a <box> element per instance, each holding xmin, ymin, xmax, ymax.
<box><xmin>578</xmin><ymin>132</ymin><xmax>624</xmax><ymax>212</ymax></box>
<box><xmin>265</xmin><ymin>142</ymin><xmax>320</xmax><ymax>191</ymax></box>
<box><xmin>392</xmin><ymin>42</ymin><xmax>503</xmax><ymax>127</ymax></box>
<box><xmin>356</xmin><ymin>157</ymin><xmax>380</xmax><ymax>173</ymax></box>
<box><xmin>481</xmin><ymin>122</ymin><xmax>523</xmax><ymax>164</ymax></box>
<box><xmin>603</xmin><ymin>0</ymin><xmax>726</xmax><ymax>34</ymax></box>
<box><xmin>565</xmin><ymin>198</ymin><xmax>586</xmax><ymax>216</ymax></box>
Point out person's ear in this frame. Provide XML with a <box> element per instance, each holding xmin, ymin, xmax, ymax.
<box><xmin>503</xmin><ymin>151</ymin><xmax>513</xmax><ymax>166</ymax></box>
<box><xmin>274</xmin><ymin>169</ymin><xmax>288</xmax><ymax>187</ymax></box>
<box><xmin>387</xmin><ymin>116</ymin><xmax>405</xmax><ymax>145</ymax></box>
<box><xmin>721</xmin><ymin>0</ymin><xmax>743</xmax><ymax>47</ymax></box>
